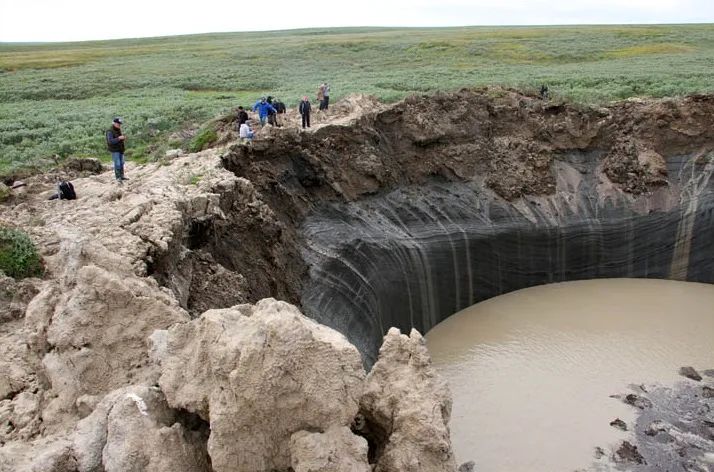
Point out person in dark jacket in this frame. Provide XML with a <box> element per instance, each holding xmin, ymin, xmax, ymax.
<box><xmin>273</xmin><ymin>99</ymin><xmax>286</xmax><ymax>114</ymax></box>
<box><xmin>299</xmin><ymin>96</ymin><xmax>311</xmax><ymax>129</ymax></box>
<box><xmin>106</xmin><ymin>117</ymin><xmax>127</xmax><ymax>182</ymax></box>
<box><xmin>236</xmin><ymin>106</ymin><xmax>249</xmax><ymax>130</ymax></box>
<box><xmin>253</xmin><ymin>97</ymin><xmax>277</xmax><ymax>127</ymax></box>
<box><xmin>266</xmin><ymin>96</ymin><xmax>278</xmax><ymax>127</ymax></box>
<box><xmin>273</xmin><ymin>98</ymin><xmax>286</xmax><ymax>127</ymax></box>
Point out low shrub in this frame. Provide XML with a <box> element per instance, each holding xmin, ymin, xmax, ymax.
<box><xmin>0</xmin><ymin>227</ymin><xmax>44</xmax><ymax>279</ymax></box>
<box><xmin>188</xmin><ymin>127</ymin><xmax>218</xmax><ymax>153</ymax></box>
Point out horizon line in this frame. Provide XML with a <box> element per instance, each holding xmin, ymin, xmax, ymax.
<box><xmin>1</xmin><ymin>22</ymin><xmax>713</xmax><ymax>45</ymax></box>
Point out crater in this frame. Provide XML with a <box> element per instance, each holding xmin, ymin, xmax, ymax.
<box><xmin>175</xmin><ymin>90</ymin><xmax>714</xmax><ymax>365</ymax></box>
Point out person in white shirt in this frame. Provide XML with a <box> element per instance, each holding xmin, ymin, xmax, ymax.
<box><xmin>239</xmin><ymin>121</ymin><xmax>254</xmax><ymax>143</ymax></box>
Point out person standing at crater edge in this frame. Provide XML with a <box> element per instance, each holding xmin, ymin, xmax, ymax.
<box><xmin>237</xmin><ymin>106</ymin><xmax>249</xmax><ymax>129</ymax></box>
<box><xmin>273</xmin><ymin>98</ymin><xmax>286</xmax><ymax>127</ymax></box>
<box><xmin>253</xmin><ymin>96</ymin><xmax>277</xmax><ymax>127</ymax></box>
<box><xmin>322</xmin><ymin>82</ymin><xmax>330</xmax><ymax>110</ymax></box>
<box><xmin>317</xmin><ymin>83</ymin><xmax>325</xmax><ymax>110</ymax></box>
<box><xmin>106</xmin><ymin>117</ymin><xmax>127</xmax><ymax>182</ymax></box>
<box><xmin>299</xmin><ymin>96</ymin><xmax>311</xmax><ymax>129</ymax></box>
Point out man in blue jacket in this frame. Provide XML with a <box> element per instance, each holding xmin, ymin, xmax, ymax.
<box><xmin>106</xmin><ymin>117</ymin><xmax>127</xmax><ymax>182</ymax></box>
<box><xmin>252</xmin><ymin>97</ymin><xmax>277</xmax><ymax>127</ymax></box>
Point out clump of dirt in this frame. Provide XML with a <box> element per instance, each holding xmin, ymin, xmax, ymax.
<box><xmin>603</xmin><ymin>139</ymin><xmax>668</xmax><ymax>194</ymax></box>
<box><xmin>486</xmin><ymin>137</ymin><xmax>555</xmax><ymax>200</ymax></box>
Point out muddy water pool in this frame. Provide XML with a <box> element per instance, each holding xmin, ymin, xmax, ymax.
<box><xmin>426</xmin><ymin>279</ymin><xmax>714</xmax><ymax>471</ymax></box>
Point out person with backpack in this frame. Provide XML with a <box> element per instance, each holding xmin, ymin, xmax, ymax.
<box><xmin>106</xmin><ymin>117</ymin><xmax>127</xmax><ymax>182</ymax></box>
<box><xmin>299</xmin><ymin>96</ymin><xmax>311</xmax><ymax>129</ymax></box>
<box><xmin>252</xmin><ymin>97</ymin><xmax>277</xmax><ymax>127</ymax></box>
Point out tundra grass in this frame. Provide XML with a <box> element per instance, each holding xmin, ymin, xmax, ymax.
<box><xmin>1</xmin><ymin>24</ymin><xmax>713</xmax><ymax>176</ymax></box>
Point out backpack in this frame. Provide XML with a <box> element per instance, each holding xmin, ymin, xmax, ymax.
<box><xmin>58</xmin><ymin>181</ymin><xmax>76</xmax><ymax>200</ymax></box>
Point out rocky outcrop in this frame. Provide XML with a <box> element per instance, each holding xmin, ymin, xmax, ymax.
<box><xmin>73</xmin><ymin>385</ymin><xmax>210</xmax><ymax>472</ymax></box>
<box><xmin>0</xmin><ymin>275</ymin><xmax>40</xmax><ymax>324</ymax></box>
<box><xmin>24</xmin><ymin>237</ymin><xmax>188</xmax><ymax>425</ymax></box>
<box><xmin>358</xmin><ymin>328</ymin><xmax>456</xmax><ymax>472</ymax></box>
<box><xmin>290</xmin><ymin>426</ymin><xmax>371</xmax><ymax>472</ymax></box>
<box><xmin>0</xmin><ymin>148</ymin><xmax>255</xmax><ymax>464</ymax></box>
<box><xmin>0</xmin><ymin>390</ymin><xmax>43</xmax><ymax>443</ymax></box>
<box><xmin>155</xmin><ymin>298</ymin><xmax>366</xmax><ymax>472</ymax></box>
<box><xmin>26</xmin><ymin>439</ymin><xmax>77</xmax><ymax>472</ymax></box>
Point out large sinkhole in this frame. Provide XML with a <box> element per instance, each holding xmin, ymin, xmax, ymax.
<box><xmin>206</xmin><ymin>92</ymin><xmax>714</xmax><ymax>367</ymax></box>
<box><xmin>161</xmin><ymin>92</ymin><xmax>714</xmax><ymax>470</ymax></box>
<box><xmin>299</xmin><ymin>153</ymin><xmax>714</xmax><ymax>365</ymax></box>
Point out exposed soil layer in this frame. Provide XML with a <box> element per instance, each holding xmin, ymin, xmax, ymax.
<box><xmin>224</xmin><ymin>90</ymin><xmax>714</xmax><ymax>201</ymax></box>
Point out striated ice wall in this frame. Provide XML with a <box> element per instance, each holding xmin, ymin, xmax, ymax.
<box><xmin>300</xmin><ymin>152</ymin><xmax>714</xmax><ymax>365</ymax></box>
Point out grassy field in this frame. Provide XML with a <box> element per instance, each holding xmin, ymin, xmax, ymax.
<box><xmin>1</xmin><ymin>25</ymin><xmax>713</xmax><ymax>177</ymax></box>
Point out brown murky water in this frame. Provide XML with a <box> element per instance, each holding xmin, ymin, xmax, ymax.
<box><xmin>426</xmin><ymin>279</ymin><xmax>714</xmax><ymax>472</ymax></box>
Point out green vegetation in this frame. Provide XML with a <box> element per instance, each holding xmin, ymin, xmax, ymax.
<box><xmin>188</xmin><ymin>126</ymin><xmax>219</xmax><ymax>153</ymax></box>
<box><xmin>0</xmin><ymin>227</ymin><xmax>43</xmax><ymax>279</ymax></box>
<box><xmin>1</xmin><ymin>25</ymin><xmax>713</xmax><ymax>176</ymax></box>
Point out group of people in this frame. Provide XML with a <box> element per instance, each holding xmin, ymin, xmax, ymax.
<box><xmin>102</xmin><ymin>83</ymin><xmax>334</xmax><ymax>183</ymax></box>
<box><xmin>317</xmin><ymin>82</ymin><xmax>330</xmax><ymax>110</ymax></box>
<box><xmin>237</xmin><ymin>82</ymin><xmax>333</xmax><ymax>141</ymax></box>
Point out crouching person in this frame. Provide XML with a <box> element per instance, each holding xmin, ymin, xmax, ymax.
<box><xmin>239</xmin><ymin>120</ymin><xmax>255</xmax><ymax>143</ymax></box>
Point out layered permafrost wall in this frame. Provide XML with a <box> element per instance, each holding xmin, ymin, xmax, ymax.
<box><xmin>301</xmin><ymin>153</ymin><xmax>714</xmax><ymax>365</ymax></box>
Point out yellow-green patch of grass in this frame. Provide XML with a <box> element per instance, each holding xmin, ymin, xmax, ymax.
<box><xmin>0</xmin><ymin>50</ymin><xmax>107</xmax><ymax>70</ymax></box>
<box><xmin>486</xmin><ymin>42</ymin><xmax>551</xmax><ymax>64</ymax></box>
<box><xmin>605</xmin><ymin>43</ymin><xmax>693</xmax><ymax>59</ymax></box>
<box><xmin>0</xmin><ymin>44</ymin><xmax>168</xmax><ymax>71</ymax></box>
<box><xmin>609</xmin><ymin>26</ymin><xmax>675</xmax><ymax>38</ymax></box>
<box><xmin>189</xmin><ymin>173</ymin><xmax>203</xmax><ymax>185</ymax></box>
<box><xmin>464</xmin><ymin>27</ymin><xmax>557</xmax><ymax>41</ymax></box>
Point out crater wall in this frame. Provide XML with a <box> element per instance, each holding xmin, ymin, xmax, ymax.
<box><xmin>301</xmin><ymin>153</ymin><xmax>714</xmax><ymax>364</ymax></box>
<box><xmin>219</xmin><ymin>90</ymin><xmax>714</xmax><ymax>366</ymax></box>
